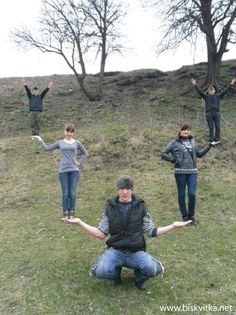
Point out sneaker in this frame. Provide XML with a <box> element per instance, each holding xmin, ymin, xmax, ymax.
<box><xmin>183</xmin><ymin>216</ymin><xmax>189</xmax><ymax>222</ymax></box>
<box><xmin>190</xmin><ymin>217</ymin><xmax>197</xmax><ymax>226</ymax></box>
<box><xmin>68</xmin><ymin>211</ymin><xmax>75</xmax><ymax>219</ymax></box>
<box><xmin>89</xmin><ymin>270</ymin><xmax>95</xmax><ymax>278</ymax></box>
<box><xmin>135</xmin><ymin>279</ymin><xmax>147</xmax><ymax>290</ymax></box>
<box><xmin>62</xmin><ymin>215</ymin><xmax>67</xmax><ymax>220</ymax></box>
<box><xmin>158</xmin><ymin>261</ymin><xmax>165</xmax><ymax>274</ymax></box>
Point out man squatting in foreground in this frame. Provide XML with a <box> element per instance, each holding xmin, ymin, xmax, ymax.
<box><xmin>63</xmin><ymin>175</ymin><xmax>191</xmax><ymax>290</ymax></box>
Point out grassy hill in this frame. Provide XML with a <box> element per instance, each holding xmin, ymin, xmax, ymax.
<box><xmin>0</xmin><ymin>61</ymin><xmax>235</xmax><ymax>315</ymax></box>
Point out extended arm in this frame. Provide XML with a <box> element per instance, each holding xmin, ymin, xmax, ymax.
<box><xmin>63</xmin><ymin>217</ymin><xmax>106</xmax><ymax>240</ymax></box>
<box><xmin>31</xmin><ymin>135</ymin><xmax>59</xmax><ymax>151</ymax></box>
<box><xmin>157</xmin><ymin>220</ymin><xmax>191</xmax><ymax>236</ymax></box>
<box><xmin>196</xmin><ymin>140</ymin><xmax>221</xmax><ymax>157</ymax></box>
<box><xmin>196</xmin><ymin>142</ymin><xmax>211</xmax><ymax>158</ymax></box>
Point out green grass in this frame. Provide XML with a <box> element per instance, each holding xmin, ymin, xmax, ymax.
<box><xmin>0</xmin><ymin>62</ymin><xmax>236</xmax><ymax>314</ymax></box>
<box><xmin>0</xmin><ymin>123</ymin><xmax>235</xmax><ymax>315</ymax></box>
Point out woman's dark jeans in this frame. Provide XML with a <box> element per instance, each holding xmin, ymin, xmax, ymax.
<box><xmin>59</xmin><ymin>170</ymin><xmax>79</xmax><ymax>214</ymax></box>
<box><xmin>174</xmin><ymin>173</ymin><xmax>197</xmax><ymax>219</ymax></box>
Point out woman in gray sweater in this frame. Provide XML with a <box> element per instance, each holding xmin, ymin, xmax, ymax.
<box><xmin>32</xmin><ymin>124</ymin><xmax>88</xmax><ymax>218</ymax></box>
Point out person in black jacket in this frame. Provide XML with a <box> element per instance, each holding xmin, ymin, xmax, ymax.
<box><xmin>22</xmin><ymin>78</ymin><xmax>53</xmax><ymax>135</ymax></box>
<box><xmin>191</xmin><ymin>78</ymin><xmax>235</xmax><ymax>142</ymax></box>
<box><xmin>63</xmin><ymin>175</ymin><xmax>191</xmax><ymax>290</ymax></box>
<box><xmin>161</xmin><ymin>123</ymin><xmax>219</xmax><ymax>225</ymax></box>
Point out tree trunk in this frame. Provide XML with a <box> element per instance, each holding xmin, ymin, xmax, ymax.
<box><xmin>97</xmin><ymin>36</ymin><xmax>107</xmax><ymax>100</ymax></box>
<box><xmin>206</xmin><ymin>53</ymin><xmax>221</xmax><ymax>86</ymax></box>
<box><xmin>74</xmin><ymin>72</ymin><xmax>98</xmax><ymax>102</ymax></box>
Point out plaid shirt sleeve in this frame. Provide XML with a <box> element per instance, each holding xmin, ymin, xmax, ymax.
<box><xmin>98</xmin><ymin>211</ymin><xmax>110</xmax><ymax>235</ymax></box>
<box><xmin>98</xmin><ymin>204</ymin><xmax>157</xmax><ymax>237</ymax></box>
<box><xmin>143</xmin><ymin>212</ymin><xmax>157</xmax><ymax>238</ymax></box>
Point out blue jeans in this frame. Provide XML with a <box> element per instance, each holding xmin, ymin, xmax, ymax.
<box><xmin>90</xmin><ymin>248</ymin><xmax>164</xmax><ymax>282</ymax></box>
<box><xmin>59</xmin><ymin>171</ymin><xmax>79</xmax><ymax>214</ymax></box>
<box><xmin>174</xmin><ymin>174</ymin><xmax>197</xmax><ymax>219</ymax></box>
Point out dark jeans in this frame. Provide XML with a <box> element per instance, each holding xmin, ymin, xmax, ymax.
<box><xmin>174</xmin><ymin>174</ymin><xmax>197</xmax><ymax>219</ymax></box>
<box><xmin>30</xmin><ymin>111</ymin><xmax>41</xmax><ymax>135</ymax></box>
<box><xmin>206</xmin><ymin>111</ymin><xmax>221</xmax><ymax>141</ymax></box>
<box><xmin>59</xmin><ymin>171</ymin><xmax>80</xmax><ymax>214</ymax></box>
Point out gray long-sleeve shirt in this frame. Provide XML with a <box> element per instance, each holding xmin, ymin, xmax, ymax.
<box><xmin>39</xmin><ymin>139</ymin><xmax>88</xmax><ymax>173</ymax></box>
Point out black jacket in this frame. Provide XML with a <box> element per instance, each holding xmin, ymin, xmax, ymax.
<box><xmin>161</xmin><ymin>135</ymin><xmax>211</xmax><ymax>174</ymax></box>
<box><xmin>105</xmin><ymin>195</ymin><xmax>147</xmax><ymax>252</ymax></box>
<box><xmin>194</xmin><ymin>85</ymin><xmax>230</xmax><ymax>112</ymax></box>
<box><xmin>24</xmin><ymin>85</ymin><xmax>49</xmax><ymax>112</ymax></box>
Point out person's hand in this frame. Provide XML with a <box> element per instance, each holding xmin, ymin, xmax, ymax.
<box><xmin>48</xmin><ymin>80</ymin><xmax>53</xmax><ymax>88</ymax></box>
<box><xmin>173</xmin><ymin>220</ymin><xmax>192</xmax><ymax>228</ymax></box>
<box><xmin>31</xmin><ymin>135</ymin><xmax>42</xmax><ymax>141</ymax></box>
<box><xmin>21</xmin><ymin>78</ymin><xmax>26</xmax><ymax>85</ymax></box>
<box><xmin>172</xmin><ymin>159</ymin><xmax>180</xmax><ymax>167</ymax></box>
<box><xmin>191</xmin><ymin>78</ymin><xmax>196</xmax><ymax>85</ymax></box>
<box><xmin>62</xmin><ymin>217</ymin><xmax>82</xmax><ymax>224</ymax></box>
<box><xmin>210</xmin><ymin>140</ymin><xmax>221</xmax><ymax>146</ymax></box>
<box><xmin>230</xmin><ymin>78</ymin><xmax>236</xmax><ymax>85</ymax></box>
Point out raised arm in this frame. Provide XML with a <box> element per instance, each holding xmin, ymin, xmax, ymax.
<box><xmin>22</xmin><ymin>78</ymin><xmax>31</xmax><ymax>99</ymax></box>
<box><xmin>191</xmin><ymin>78</ymin><xmax>207</xmax><ymax>98</ymax></box>
<box><xmin>63</xmin><ymin>217</ymin><xmax>106</xmax><ymax>240</ymax></box>
<box><xmin>190</xmin><ymin>78</ymin><xmax>196</xmax><ymax>86</ymax></box>
<box><xmin>230</xmin><ymin>78</ymin><xmax>236</xmax><ymax>85</ymax></box>
<box><xmin>218</xmin><ymin>78</ymin><xmax>236</xmax><ymax>97</ymax></box>
<box><xmin>48</xmin><ymin>80</ymin><xmax>53</xmax><ymax>89</ymax></box>
<box><xmin>40</xmin><ymin>87</ymin><xmax>50</xmax><ymax>99</ymax></box>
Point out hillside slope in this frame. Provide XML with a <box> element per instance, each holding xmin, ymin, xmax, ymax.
<box><xmin>0</xmin><ymin>60</ymin><xmax>235</xmax><ymax>136</ymax></box>
<box><xmin>0</xmin><ymin>61</ymin><xmax>235</xmax><ymax>315</ymax></box>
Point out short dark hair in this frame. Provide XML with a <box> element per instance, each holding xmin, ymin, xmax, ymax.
<box><xmin>33</xmin><ymin>87</ymin><xmax>38</xmax><ymax>90</ymax></box>
<box><xmin>180</xmin><ymin>123</ymin><xmax>191</xmax><ymax>131</ymax></box>
<box><xmin>65</xmin><ymin>123</ymin><xmax>75</xmax><ymax>132</ymax></box>
<box><xmin>117</xmin><ymin>175</ymin><xmax>134</xmax><ymax>190</ymax></box>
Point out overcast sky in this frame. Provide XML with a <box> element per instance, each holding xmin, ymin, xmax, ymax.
<box><xmin>0</xmin><ymin>0</ymin><xmax>235</xmax><ymax>78</ymax></box>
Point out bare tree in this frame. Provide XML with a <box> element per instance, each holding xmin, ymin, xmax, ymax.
<box><xmin>143</xmin><ymin>0</ymin><xmax>236</xmax><ymax>86</ymax></box>
<box><xmin>12</xmin><ymin>0</ymin><xmax>126</xmax><ymax>101</ymax></box>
